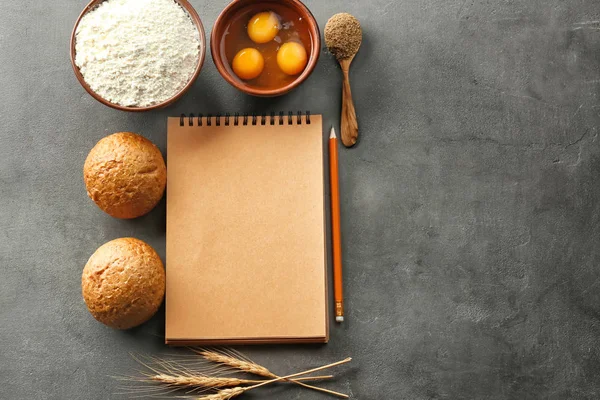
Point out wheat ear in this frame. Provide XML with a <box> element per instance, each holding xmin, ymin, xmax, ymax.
<box><xmin>195</xmin><ymin>358</ymin><xmax>352</xmax><ymax>400</ymax></box>
<box><xmin>195</xmin><ymin>349</ymin><xmax>274</xmax><ymax>377</ymax></box>
<box><xmin>197</xmin><ymin>387</ymin><xmax>246</xmax><ymax>400</ymax></box>
<box><xmin>151</xmin><ymin>374</ymin><xmax>262</xmax><ymax>388</ymax></box>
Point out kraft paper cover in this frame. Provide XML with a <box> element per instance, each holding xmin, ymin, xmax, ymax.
<box><xmin>166</xmin><ymin>115</ymin><xmax>328</xmax><ymax>344</ymax></box>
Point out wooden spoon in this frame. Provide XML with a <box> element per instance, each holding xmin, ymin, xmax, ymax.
<box><xmin>339</xmin><ymin>56</ymin><xmax>359</xmax><ymax>147</ymax></box>
<box><xmin>325</xmin><ymin>13</ymin><xmax>362</xmax><ymax>147</ymax></box>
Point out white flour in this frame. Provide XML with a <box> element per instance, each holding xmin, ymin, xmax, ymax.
<box><xmin>75</xmin><ymin>0</ymin><xmax>201</xmax><ymax>107</ymax></box>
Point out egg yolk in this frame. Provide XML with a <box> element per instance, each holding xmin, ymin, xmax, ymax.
<box><xmin>232</xmin><ymin>48</ymin><xmax>265</xmax><ymax>80</ymax></box>
<box><xmin>248</xmin><ymin>11</ymin><xmax>280</xmax><ymax>44</ymax></box>
<box><xmin>276</xmin><ymin>42</ymin><xmax>308</xmax><ymax>76</ymax></box>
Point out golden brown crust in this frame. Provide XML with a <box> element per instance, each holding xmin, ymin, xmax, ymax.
<box><xmin>84</xmin><ymin>132</ymin><xmax>167</xmax><ymax>219</ymax></box>
<box><xmin>82</xmin><ymin>238</ymin><xmax>165</xmax><ymax>330</ymax></box>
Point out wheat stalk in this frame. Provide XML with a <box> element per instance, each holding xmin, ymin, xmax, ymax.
<box><xmin>150</xmin><ymin>373</ymin><xmax>333</xmax><ymax>388</ymax></box>
<box><xmin>195</xmin><ymin>358</ymin><xmax>352</xmax><ymax>400</ymax></box>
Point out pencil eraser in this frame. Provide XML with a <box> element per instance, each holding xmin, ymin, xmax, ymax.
<box><xmin>336</xmin><ymin>316</ymin><xmax>344</xmax><ymax>323</ymax></box>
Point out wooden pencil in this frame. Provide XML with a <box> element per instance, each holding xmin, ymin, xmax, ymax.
<box><xmin>329</xmin><ymin>127</ymin><xmax>344</xmax><ymax>322</ymax></box>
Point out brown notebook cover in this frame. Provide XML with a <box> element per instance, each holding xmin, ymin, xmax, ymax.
<box><xmin>166</xmin><ymin>114</ymin><xmax>328</xmax><ymax>345</ymax></box>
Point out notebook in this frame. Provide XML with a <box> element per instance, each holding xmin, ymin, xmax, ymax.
<box><xmin>166</xmin><ymin>112</ymin><xmax>328</xmax><ymax>345</ymax></box>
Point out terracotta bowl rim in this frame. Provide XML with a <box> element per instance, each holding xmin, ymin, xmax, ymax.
<box><xmin>210</xmin><ymin>0</ymin><xmax>321</xmax><ymax>97</ymax></box>
<box><xmin>70</xmin><ymin>0</ymin><xmax>206</xmax><ymax>112</ymax></box>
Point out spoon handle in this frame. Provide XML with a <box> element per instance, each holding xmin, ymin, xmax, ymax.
<box><xmin>340</xmin><ymin>58</ymin><xmax>358</xmax><ymax>147</ymax></box>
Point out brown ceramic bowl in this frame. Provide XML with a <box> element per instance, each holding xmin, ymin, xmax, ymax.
<box><xmin>211</xmin><ymin>0</ymin><xmax>321</xmax><ymax>97</ymax></box>
<box><xmin>70</xmin><ymin>0</ymin><xmax>206</xmax><ymax>112</ymax></box>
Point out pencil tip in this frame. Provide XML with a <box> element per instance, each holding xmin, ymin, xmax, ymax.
<box><xmin>330</xmin><ymin>126</ymin><xmax>337</xmax><ymax>139</ymax></box>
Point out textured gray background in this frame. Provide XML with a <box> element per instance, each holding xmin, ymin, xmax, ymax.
<box><xmin>1</xmin><ymin>0</ymin><xmax>600</xmax><ymax>399</ymax></box>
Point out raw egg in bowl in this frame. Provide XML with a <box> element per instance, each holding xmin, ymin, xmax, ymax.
<box><xmin>211</xmin><ymin>0</ymin><xmax>320</xmax><ymax>97</ymax></box>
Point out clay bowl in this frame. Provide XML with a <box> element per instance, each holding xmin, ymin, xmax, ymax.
<box><xmin>70</xmin><ymin>0</ymin><xmax>206</xmax><ymax>112</ymax></box>
<box><xmin>211</xmin><ymin>0</ymin><xmax>321</xmax><ymax>97</ymax></box>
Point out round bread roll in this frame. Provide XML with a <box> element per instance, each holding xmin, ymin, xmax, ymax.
<box><xmin>84</xmin><ymin>132</ymin><xmax>166</xmax><ymax>219</ymax></box>
<box><xmin>82</xmin><ymin>238</ymin><xmax>165</xmax><ymax>330</ymax></box>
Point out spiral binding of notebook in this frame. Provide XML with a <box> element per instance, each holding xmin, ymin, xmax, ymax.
<box><xmin>180</xmin><ymin>111</ymin><xmax>312</xmax><ymax>127</ymax></box>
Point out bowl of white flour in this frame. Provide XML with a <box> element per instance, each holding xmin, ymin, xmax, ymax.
<box><xmin>70</xmin><ymin>0</ymin><xmax>205</xmax><ymax>111</ymax></box>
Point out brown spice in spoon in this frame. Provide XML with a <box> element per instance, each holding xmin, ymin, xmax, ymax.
<box><xmin>325</xmin><ymin>13</ymin><xmax>362</xmax><ymax>60</ymax></box>
<box><xmin>325</xmin><ymin>13</ymin><xmax>362</xmax><ymax>147</ymax></box>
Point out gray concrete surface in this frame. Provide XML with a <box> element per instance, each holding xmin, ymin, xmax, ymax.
<box><xmin>2</xmin><ymin>0</ymin><xmax>600</xmax><ymax>399</ymax></box>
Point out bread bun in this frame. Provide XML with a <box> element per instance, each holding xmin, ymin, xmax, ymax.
<box><xmin>82</xmin><ymin>238</ymin><xmax>165</xmax><ymax>330</ymax></box>
<box><xmin>84</xmin><ymin>132</ymin><xmax>166</xmax><ymax>219</ymax></box>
